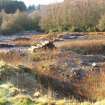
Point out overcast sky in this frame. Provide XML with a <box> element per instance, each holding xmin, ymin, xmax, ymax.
<box><xmin>18</xmin><ymin>0</ymin><xmax>64</xmax><ymax>6</ymax></box>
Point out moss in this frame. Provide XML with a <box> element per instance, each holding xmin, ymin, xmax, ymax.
<box><xmin>0</xmin><ymin>88</ymin><xmax>9</xmax><ymax>98</ymax></box>
<box><xmin>11</xmin><ymin>96</ymin><xmax>35</xmax><ymax>105</ymax></box>
<box><xmin>0</xmin><ymin>98</ymin><xmax>10</xmax><ymax>105</ymax></box>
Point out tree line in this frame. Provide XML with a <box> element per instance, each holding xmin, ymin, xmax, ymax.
<box><xmin>0</xmin><ymin>0</ymin><xmax>40</xmax><ymax>34</ymax></box>
<box><xmin>0</xmin><ymin>0</ymin><xmax>26</xmax><ymax>13</ymax></box>
<box><xmin>39</xmin><ymin>0</ymin><xmax>105</xmax><ymax>32</ymax></box>
<box><xmin>0</xmin><ymin>10</ymin><xmax>40</xmax><ymax>34</ymax></box>
<box><xmin>1</xmin><ymin>0</ymin><xmax>105</xmax><ymax>34</ymax></box>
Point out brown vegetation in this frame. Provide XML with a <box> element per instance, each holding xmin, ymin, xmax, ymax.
<box><xmin>0</xmin><ymin>51</ymin><xmax>26</xmax><ymax>66</ymax></box>
<box><xmin>71</xmin><ymin>66</ymin><xmax>105</xmax><ymax>101</ymax></box>
<box><xmin>55</xmin><ymin>39</ymin><xmax>105</xmax><ymax>54</ymax></box>
<box><xmin>39</xmin><ymin>0</ymin><xmax>105</xmax><ymax>32</ymax></box>
<box><xmin>1</xmin><ymin>34</ymin><xmax>105</xmax><ymax>101</ymax></box>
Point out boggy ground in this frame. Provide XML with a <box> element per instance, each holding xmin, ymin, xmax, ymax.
<box><xmin>0</xmin><ymin>33</ymin><xmax>105</xmax><ymax>104</ymax></box>
<box><xmin>1</xmin><ymin>32</ymin><xmax>105</xmax><ymax>47</ymax></box>
<box><xmin>1</xmin><ymin>63</ymin><xmax>105</xmax><ymax>105</ymax></box>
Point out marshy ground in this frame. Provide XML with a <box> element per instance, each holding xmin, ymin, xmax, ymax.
<box><xmin>0</xmin><ymin>32</ymin><xmax>105</xmax><ymax>105</ymax></box>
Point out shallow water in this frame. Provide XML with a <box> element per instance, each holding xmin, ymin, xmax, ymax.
<box><xmin>0</xmin><ymin>34</ymin><xmax>32</xmax><ymax>41</ymax></box>
<box><xmin>0</xmin><ymin>31</ymin><xmax>41</xmax><ymax>52</ymax></box>
<box><xmin>0</xmin><ymin>31</ymin><xmax>41</xmax><ymax>41</ymax></box>
<box><xmin>0</xmin><ymin>47</ymin><xmax>29</xmax><ymax>53</ymax></box>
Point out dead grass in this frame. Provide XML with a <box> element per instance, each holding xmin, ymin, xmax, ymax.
<box><xmin>56</xmin><ymin>40</ymin><xmax>105</xmax><ymax>48</ymax></box>
<box><xmin>1</xmin><ymin>36</ymin><xmax>105</xmax><ymax>101</ymax></box>
<box><xmin>71</xmin><ymin>66</ymin><xmax>105</xmax><ymax>101</ymax></box>
<box><xmin>85</xmin><ymin>32</ymin><xmax>105</xmax><ymax>35</ymax></box>
<box><xmin>55</xmin><ymin>39</ymin><xmax>105</xmax><ymax>54</ymax></box>
<box><xmin>11</xmin><ymin>38</ymin><xmax>31</xmax><ymax>46</ymax></box>
<box><xmin>1</xmin><ymin>48</ymin><xmax>105</xmax><ymax>102</ymax></box>
<box><xmin>31</xmin><ymin>49</ymin><xmax>60</xmax><ymax>61</ymax></box>
<box><xmin>0</xmin><ymin>51</ymin><xmax>26</xmax><ymax>66</ymax></box>
<box><xmin>2</xmin><ymin>32</ymin><xmax>105</xmax><ymax>47</ymax></box>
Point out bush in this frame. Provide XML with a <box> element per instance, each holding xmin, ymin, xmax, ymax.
<box><xmin>0</xmin><ymin>10</ymin><xmax>40</xmax><ymax>34</ymax></box>
<box><xmin>1</xmin><ymin>13</ymin><xmax>23</xmax><ymax>34</ymax></box>
<box><xmin>14</xmin><ymin>10</ymin><xmax>33</xmax><ymax>31</ymax></box>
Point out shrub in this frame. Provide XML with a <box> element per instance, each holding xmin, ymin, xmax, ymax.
<box><xmin>0</xmin><ymin>10</ymin><xmax>40</xmax><ymax>34</ymax></box>
<box><xmin>0</xmin><ymin>11</ymin><xmax>23</xmax><ymax>34</ymax></box>
<box><xmin>14</xmin><ymin>10</ymin><xmax>33</xmax><ymax>31</ymax></box>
